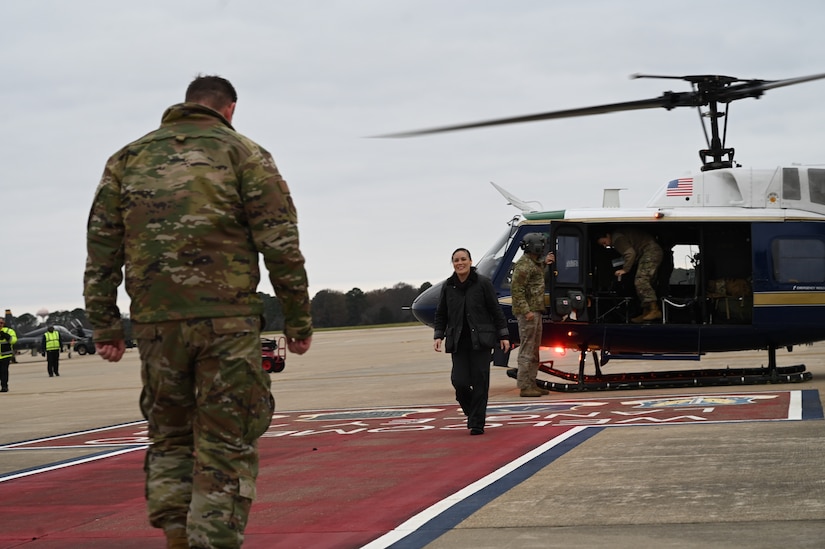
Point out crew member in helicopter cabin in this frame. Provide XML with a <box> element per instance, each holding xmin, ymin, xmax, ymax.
<box><xmin>597</xmin><ymin>228</ymin><xmax>663</xmax><ymax>322</ymax></box>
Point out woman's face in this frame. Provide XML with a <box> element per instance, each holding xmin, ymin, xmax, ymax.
<box><xmin>452</xmin><ymin>250</ymin><xmax>472</xmax><ymax>277</ymax></box>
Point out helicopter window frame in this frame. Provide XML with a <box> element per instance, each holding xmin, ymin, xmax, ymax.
<box><xmin>474</xmin><ymin>224</ymin><xmax>516</xmax><ymax>282</ymax></box>
<box><xmin>809</xmin><ymin>169</ymin><xmax>825</xmax><ymax>206</ymax></box>
<box><xmin>782</xmin><ymin>167</ymin><xmax>801</xmax><ymax>201</ymax></box>
<box><xmin>771</xmin><ymin>237</ymin><xmax>825</xmax><ymax>284</ymax></box>
<box><xmin>554</xmin><ymin>232</ymin><xmax>583</xmax><ymax>286</ymax></box>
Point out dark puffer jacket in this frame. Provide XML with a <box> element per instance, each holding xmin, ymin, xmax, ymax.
<box><xmin>433</xmin><ymin>268</ymin><xmax>509</xmax><ymax>353</ymax></box>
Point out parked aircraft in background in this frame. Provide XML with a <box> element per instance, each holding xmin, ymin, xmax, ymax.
<box><xmin>13</xmin><ymin>325</ymin><xmax>95</xmax><ymax>355</ymax></box>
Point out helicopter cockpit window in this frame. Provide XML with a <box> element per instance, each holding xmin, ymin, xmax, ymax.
<box><xmin>808</xmin><ymin>169</ymin><xmax>825</xmax><ymax>206</ymax></box>
<box><xmin>475</xmin><ymin>225</ymin><xmax>515</xmax><ymax>281</ymax></box>
<box><xmin>500</xmin><ymin>229</ymin><xmax>552</xmax><ymax>290</ymax></box>
<box><xmin>772</xmin><ymin>238</ymin><xmax>825</xmax><ymax>283</ymax></box>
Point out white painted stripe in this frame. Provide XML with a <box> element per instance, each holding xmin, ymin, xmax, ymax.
<box><xmin>788</xmin><ymin>390</ymin><xmax>802</xmax><ymax>421</ymax></box>
<box><xmin>0</xmin><ymin>444</ymin><xmax>148</xmax><ymax>451</ymax></box>
<box><xmin>0</xmin><ymin>446</ymin><xmax>145</xmax><ymax>483</ymax></box>
<box><xmin>360</xmin><ymin>425</ymin><xmax>590</xmax><ymax>549</ymax></box>
<box><xmin>0</xmin><ymin>420</ymin><xmax>146</xmax><ymax>449</ymax></box>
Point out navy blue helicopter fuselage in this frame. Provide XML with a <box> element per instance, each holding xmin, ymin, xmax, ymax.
<box><xmin>412</xmin><ymin>166</ymin><xmax>825</xmax><ymax>358</ymax></box>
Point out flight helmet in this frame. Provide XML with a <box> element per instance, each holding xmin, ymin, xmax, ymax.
<box><xmin>520</xmin><ymin>233</ymin><xmax>546</xmax><ymax>255</ymax></box>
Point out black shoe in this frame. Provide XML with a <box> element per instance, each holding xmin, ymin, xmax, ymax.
<box><xmin>49</xmin><ymin>374</ymin><xmax>53</xmax><ymax>377</ymax></box>
<box><xmin>1</xmin><ymin>387</ymin><xmax>7</xmax><ymax>393</ymax></box>
<box><xmin>470</xmin><ymin>428</ymin><xmax>484</xmax><ymax>436</ymax></box>
<box><xmin>55</xmin><ymin>373</ymin><xmax>60</xmax><ymax>376</ymax></box>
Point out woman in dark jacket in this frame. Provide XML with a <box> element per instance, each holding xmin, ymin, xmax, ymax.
<box><xmin>433</xmin><ymin>248</ymin><xmax>510</xmax><ymax>435</ymax></box>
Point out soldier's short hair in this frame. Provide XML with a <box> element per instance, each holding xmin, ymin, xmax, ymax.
<box><xmin>185</xmin><ymin>75</ymin><xmax>238</xmax><ymax>110</ymax></box>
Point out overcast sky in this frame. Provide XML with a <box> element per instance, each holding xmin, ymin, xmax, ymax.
<box><xmin>3</xmin><ymin>0</ymin><xmax>824</xmax><ymax>318</ymax></box>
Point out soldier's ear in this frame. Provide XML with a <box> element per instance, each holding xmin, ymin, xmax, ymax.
<box><xmin>222</xmin><ymin>102</ymin><xmax>236</xmax><ymax>123</ymax></box>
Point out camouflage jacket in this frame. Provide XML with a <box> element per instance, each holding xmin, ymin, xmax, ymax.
<box><xmin>511</xmin><ymin>253</ymin><xmax>545</xmax><ymax>315</ymax></box>
<box><xmin>610</xmin><ymin>229</ymin><xmax>660</xmax><ymax>272</ymax></box>
<box><xmin>84</xmin><ymin>103</ymin><xmax>313</xmax><ymax>342</ymax></box>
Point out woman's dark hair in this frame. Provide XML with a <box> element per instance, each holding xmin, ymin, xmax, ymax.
<box><xmin>451</xmin><ymin>247</ymin><xmax>472</xmax><ymax>261</ymax></box>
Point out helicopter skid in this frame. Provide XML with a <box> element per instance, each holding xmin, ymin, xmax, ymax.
<box><xmin>505</xmin><ymin>362</ymin><xmax>812</xmax><ymax>392</ymax></box>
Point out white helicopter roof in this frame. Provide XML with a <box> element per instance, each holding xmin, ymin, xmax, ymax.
<box><xmin>521</xmin><ymin>165</ymin><xmax>825</xmax><ymax>223</ymax></box>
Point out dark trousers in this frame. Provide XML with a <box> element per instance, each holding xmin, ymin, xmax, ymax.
<box><xmin>0</xmin><ymin>356</ymin><xmax>10</xmax><ymax>389</ymax></box>
<box><xmin>450</xmin><ymin>348</ymin><xmax>491</xmax><ymax>431</ymax></box>
<box><xmin>46</xmin><ymin>350</ymin><xmax>60</xmax><ymax>376</ymax></box>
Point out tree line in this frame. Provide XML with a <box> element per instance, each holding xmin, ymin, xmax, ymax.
<box><xmin>265</xmin><ymin>282</ymin><xmax>432</xmax><ymax>330</ymax></box>
<box><xmin>6</xmin><ymin>281</ymin><xmax>434</xmax><ymax>336</ymax></box>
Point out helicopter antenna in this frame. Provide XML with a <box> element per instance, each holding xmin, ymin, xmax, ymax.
<box><xmin>379</xmin><ymin>72</ymin><xmax>825</xmax><ymax>172</ymax></box>
<box><xmin>490</xmin><ymin>182</ymin><xmax>543</xmax><ymax>212</ymax></box>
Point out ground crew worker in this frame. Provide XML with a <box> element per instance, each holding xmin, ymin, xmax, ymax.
<box><xmin>0</xmin><ymin>318</ymin><xmax>17</xmax><ymax>392</ymax></box>
<box><xmin>42</xmin><ymin>325</ymin><xmax>61</xmax><ymax>377</ymax></box>
<box><xmin>597</xmin><ymin>228</ymin><xmax>664</xmax><ymax>322</ymax></box>
<box><xmin>511</xmin><ymin>233</ymin><xmax>553</xmax><ymax>397</ymax></box>
<box><xmin>84</xmin><ymin>75</ymin><xmax>313</xmax><ymax>549</ymax></box>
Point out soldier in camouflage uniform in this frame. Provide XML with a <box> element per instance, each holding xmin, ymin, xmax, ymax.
<box><xmin>597</xmin><ymin>228</ymin><xmax>663</xmax><ymax>322</ymax></box>
<box><xmin>511</xmin><ymin>233</ymin><xmax>553</xmax><ymax>398</ymax></box>
<box><xmin>84</xmin><ymin>75</ymin><xmax>313</xmax><ymax>549</ymax></box>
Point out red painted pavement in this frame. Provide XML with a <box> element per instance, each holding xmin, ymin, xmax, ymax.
<box><xmin>1</xmin><ymin>390</ymin><xmax>817</xmax><ymax>548</ymax></box>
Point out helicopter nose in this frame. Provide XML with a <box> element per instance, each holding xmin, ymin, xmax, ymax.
<box><xmin>411</xmin><ymin>280</ymin><xmax>443</xmax><ymax>328</ymax></box>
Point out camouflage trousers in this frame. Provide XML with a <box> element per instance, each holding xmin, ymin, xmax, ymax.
<box><xmin>133</xmin><ymin>316</ymin><xmax>274</xmax><ymax>549</ymax></box>
<box><xmin>516</xmin><ymin>313</ymin><xmax>543</xmax><ymax>390</ymax></box>
<box><xmin>634</xmin><ymin>246</ymin><xmax>663</xmax><ymax>304</ymax></box>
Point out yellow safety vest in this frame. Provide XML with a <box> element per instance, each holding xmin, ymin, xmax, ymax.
<box><xmin>0</xmin><ymin>327</ymin><xmax>17</xmax><ymax>359</ymax></box>
<box><xmin>44</xmin><ymin>330</ymin><xmax>61</xmax><ymax>351</ymax></box>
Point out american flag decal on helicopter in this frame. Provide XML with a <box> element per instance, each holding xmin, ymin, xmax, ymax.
<box><xmin>666</xmin><ymin>177</ymin><xmax>694</xmax><ymax>196</ymax></box>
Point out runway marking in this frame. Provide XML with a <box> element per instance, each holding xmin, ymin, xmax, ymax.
<box><xmin>1</xmin><ymin>390</ymin><xmax>819</xmax><ymax>456</ymax></box>
<box><xmin>0</xmin><ymin>447</ymin><xmax>144</xmax><ymax>483</ymax></box>
<box><xmin>0</xmin><ymin>390</ymin><xmax>820</xmax><ymax>548</ymax></box>
<box><xmin>361</xmin><ymin>426</ymin><xmax>598</xmax><ymax>549</ymax></box>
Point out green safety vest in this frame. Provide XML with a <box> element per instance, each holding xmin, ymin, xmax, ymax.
<box><xmin>44</xmin><ymin>330</ymin><xmax>61</xmax><ymax>351</ymax></box>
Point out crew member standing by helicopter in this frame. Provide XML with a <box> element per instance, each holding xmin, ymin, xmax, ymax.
<box><xmin>433</xmin><ymin>248</ymin><xmax>510</xmax><ymax>435</ymax></box>
<box><xmin>511</xmin><ymin>234</ymin><xmax>554</xmax><ymax>397</ymax></box>
<box><xmin>597</xmin><ymin>228</ymin><xmax>663</xmax><ymax>323</ymax></box>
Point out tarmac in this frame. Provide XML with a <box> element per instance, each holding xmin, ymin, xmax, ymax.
<box><xmin>1</xmin><ymin>324</ymin><xmax>824</xmax><ymax>548</ymax></box>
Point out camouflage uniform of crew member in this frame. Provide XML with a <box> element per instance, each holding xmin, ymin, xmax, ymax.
<box><xmin>84</xmin><ymin>76</ymin><xmax>312</xmax><ymax>549</ymax></box>
<box><xmin>607</xmin><ymin>228</ymin><xmax>663</xmax><ymax>322</ymax></box>
<box><xmin>511</xmin><ymin>234</ymin><xmax>549</xmax><ymax>398</ymax></box>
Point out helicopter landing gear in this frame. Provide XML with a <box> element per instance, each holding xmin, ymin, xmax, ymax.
<box><xmin>507</xmin><ymin>345</ymin><xmax>811</xmax><ymax>392</ymax></box>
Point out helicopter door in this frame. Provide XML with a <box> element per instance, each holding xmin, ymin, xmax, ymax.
<box><xmin>549</xmin><ymin>226</ymin><xmax>587</xmax><ymax>322</ymax></box>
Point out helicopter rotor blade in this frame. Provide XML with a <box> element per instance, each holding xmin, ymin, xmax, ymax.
<box><xmin>375</xmin><ymin>94</ymin><xmax>692</xmax><ymax>138</ymax></box>
<box><xmin>716</xmin><ymin>72</ymin><xmax>825</xmax><ymax>102</ymax></box>
<box><xmin>375</xmin><ymin>72</ymin><xmax>825</xmax><ymax>138</ymax></box>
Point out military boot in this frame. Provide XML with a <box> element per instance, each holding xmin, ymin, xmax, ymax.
<box><xmin>631</xmin><ymin>304</ymin><xmax>649</xmax><ymax>324</ymax></box>
<box><xmin>520</xmin><ymin>387</ymin><xmax>543</xmax><ymax>397</ymax></box>
<box><xmin>641</xmin><ymin>302</ymin><xmax>662</xmax><ymax>322</ymax></box>
<box><xmin>165</xmin><ymin>527</ymin><xmax>189</xmax><ymax>549</ymax></box>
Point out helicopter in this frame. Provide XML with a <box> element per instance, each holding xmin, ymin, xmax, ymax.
<box><xmin>388</xmin><ymin>72</ymin><xmax>825</xmax><ymax>391</ymax></box>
